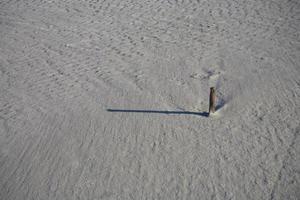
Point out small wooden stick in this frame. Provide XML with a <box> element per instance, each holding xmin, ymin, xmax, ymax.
<box><xmin>209</xmin><ymin>87</ymin><xmax>216</xmax><ymax>114</ymax></box>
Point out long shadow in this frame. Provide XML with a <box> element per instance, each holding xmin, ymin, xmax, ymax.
<box><xmin>107</xmin><ymin>109</ymin><xmax>209</xmax><ymax>117</ymax></box>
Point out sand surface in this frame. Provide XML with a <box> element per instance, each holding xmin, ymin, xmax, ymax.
<box><xmin>0</xmin><ymin>0</ymin><xmax>299</xmax><ymax>199</ymax></box>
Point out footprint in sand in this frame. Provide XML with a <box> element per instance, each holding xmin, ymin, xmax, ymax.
<box><xmin>190</xmin><ymin>56</ymin><xmax>225</xmax><ymax>85</ymax></box>
<box><xmin>190</xmin><ymin>69</ymin><xmax>223</xmax><ymax>84</ymax></box>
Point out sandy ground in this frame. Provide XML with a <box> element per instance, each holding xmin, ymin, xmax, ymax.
<box><xmin>0</xmin><ymin>0</ymin><xmax>299</xmax><ymax>199</ymax></box>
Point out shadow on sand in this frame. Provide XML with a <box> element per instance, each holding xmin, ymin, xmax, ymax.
<box><xmin>107</xmin><ymin>109</ymin><xmax>209</xmax><ymax>117</ymax></box>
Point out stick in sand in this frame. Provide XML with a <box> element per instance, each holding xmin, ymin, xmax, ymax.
<box><xmin>209</xmin><ymin>87</ymin><xmax>216</xmax><ymax>114</ymax></box>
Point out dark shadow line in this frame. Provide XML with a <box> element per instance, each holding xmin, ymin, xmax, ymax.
<box><xmin>107</xmin><ymin>109</ymin><xmax>209</xmax><ymax>117</ymax></box>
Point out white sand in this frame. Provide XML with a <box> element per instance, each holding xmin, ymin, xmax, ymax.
<box><xmin>0</xmin><ymin>0</ymin><xmax>299</xmax><ymax>199</ymax></box>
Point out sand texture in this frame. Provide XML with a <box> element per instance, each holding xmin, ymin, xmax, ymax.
<box><xmin>0</xmin><ymin>0</ymin><xmax>299</xmax><ymax>199</ymax></box>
